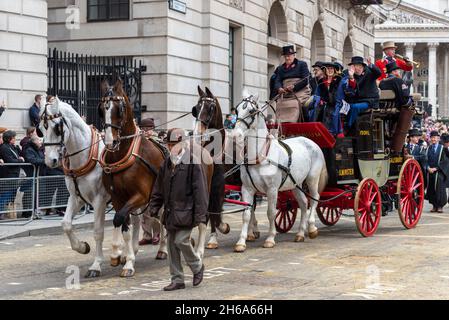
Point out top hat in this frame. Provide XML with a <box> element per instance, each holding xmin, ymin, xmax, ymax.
<box><xmin>382</xmin><ymin>41</ymin><xmax>397</xmax><ymax>50</ymax></box>
<box><xmin>333</xmin><ymin>61</ymin><xmax>344</xmax><ymax>72</ymax></box>
<box><xmin>430</xmin><ymin>130</ymin><xmax>440</xmax><ymax>137</ymax></box>
<box><xmin>322</xmin><ymin>62</ymin><xmax>336</xmax><ymax>69</ymax></box>
<box><xmin>281</xmin><ymin>45</ymin><xmax>296</xmax><ymax>56</ymax></box>
<box><xmin>442</xmin><ymin>134</ymin><xmax>449</xmax><ymax>143</ymax></box>
<box><xmin>385</xmin><ymin>61</ymin><xmax>401</xmax><ymax>74</ymax></box>
<box><xmin>165</xmin><ymin>128</ymin><xmax>187</xmax><ymax>144</ymax></box>
<box><xmin>408</xmin><ymin>128</ymin><xmax>421</xmax><ymax>137</ymax></box>
<box><xmin>312</xmin><ymin>61</ymin><xmax>325</xmax><ymax>69</ymax></box>
<box><xmin>348</xmin><ymin>56</ymin><xmax>366</xmax><ymax>66</ymax></box>
<box><xmin>140</xmin><ymin>117</ymin><xmax>155</xmax><ymax>129</ymax></box>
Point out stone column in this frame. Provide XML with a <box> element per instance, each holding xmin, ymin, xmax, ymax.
<box><xmin>428</xmin><ymin>42</ymin><xmax>439</xmax><ymax>119</ymax></box>
<box><xmin>404</xmin><ymin>42</ymin><xmax>416</xmax><ymax>93</ymax></box>
<box><xmin>444</xmin><ymin>44</ymin><xmax>449</xmax><ymax>117</ymax></box>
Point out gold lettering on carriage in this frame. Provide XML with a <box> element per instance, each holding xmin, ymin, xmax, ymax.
<box><xmin>390</xmin><ymin>157</ymin><xmax>403</xmax><ymax>164</ymax></box>
<box><xmin>359</xmin><ymin>130</ymin><xmax>370</xmax><ymax>136</ymax></box>
<box><xmin>339</xmin><ymin>168</ymin><xmax>354</xmax><ymax>176</ymax></box>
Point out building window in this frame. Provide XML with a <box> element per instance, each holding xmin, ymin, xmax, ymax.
<box><xmin>87</xmin><ymin>0</ymin><xmax>129</xmax><ymax>22</ymax></box>
<box><xmin>229</xmin><ymin>26</ymin><xmax>235</xmax><ymax>107</ymax></box>
<box><xmin>296</xmin><ymin>12</ymin><xmax>304</xmax><ymax>35</ymax></box>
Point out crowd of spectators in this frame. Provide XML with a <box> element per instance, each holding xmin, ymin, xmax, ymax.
<box><xmin>0</xmin><ymin>96</ymin><xmax>65</xmax><ymax>220</ymax></box>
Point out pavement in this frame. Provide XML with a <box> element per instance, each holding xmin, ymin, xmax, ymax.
<box><xmin>2</xmin><ymin>201</ymin><xmax>449</xmax><ymax>300</ymax></box>
<box><xmin>0</xmin><ymin>210</ymin><xmax>115</xmax><ymax>241</ymax></box>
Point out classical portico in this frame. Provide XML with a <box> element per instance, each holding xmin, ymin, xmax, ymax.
<box><xmin>375</xmin><ymin>1</ymin><xmax>449</xmax><ymax>119</ymax></box>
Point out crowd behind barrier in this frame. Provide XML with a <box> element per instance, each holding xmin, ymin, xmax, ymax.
<box><xmin>0</xmin><ymin>163</ymin><xmax>70</xmax><ymax>222</ymax></box>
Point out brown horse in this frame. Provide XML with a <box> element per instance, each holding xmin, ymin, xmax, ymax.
<box><xmin>98</xmin><ymin>80</ymin><xmax>167</xmax><ymax>277</ymax></box>
<box><xmin>192</xmin><ymin>87</ymin><xmax>233</xmax><ymax>250</ymax></box>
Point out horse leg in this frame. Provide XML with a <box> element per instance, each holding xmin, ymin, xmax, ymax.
<box><xmin>293</xmin><ymin>188</ymin><xmax>308</xmax><ymax>242</ymax></box>
<box><xmin>85</xmin><ymin>199</ymin><xmax>106</xmax><ymax>278</ymax></box>
<box><xmin>306</xmin><ymin>176</ymin><xmax>320</xmax><ymax>239</ymax></box>
<box><xmin>110</xmin><ymin>226</ymin><xmax>123</xmax><ymax>267</ymax></box>
<box><xmin>207</xmin><ymin>219</ymin><xmax>219</xmax><ymax>250</ymax></box>
<box><xmin>247</xmin><ymin>207</ymin><xmax>259</xmax><ymax>241</ymax></box>
<box><xmin>131</xmin><ymin>213</ymin><xmax>141</xmax><ymax>255</ymax></box>
<box><xmin>263</xmin><ymin>188</ymin><xmax>278</xmax><ymax>248</ymax></box>
<box><xmin>61</xmin><ymin>196</ymin><xmax>88</xmax><ymax>254</ymax></box>
<box><xmin>234</xmin><ymin>187</ymin><xmax>255</xmax><ymax>253</ymax></box>
<box><xmin>156</xmin><ymin>216</ymin><xmax>168</xmax><ymax>260</ymax></box>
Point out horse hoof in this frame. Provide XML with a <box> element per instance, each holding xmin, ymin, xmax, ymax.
<box><xmin>82</xmin><ymin>242</ymin><xmax>90</xmax><ymax>255</ymax></box>
<box><xmin>253</xmin><ymin>231</ymin><xmax>260</xmax><ymax>239</ymax></box>
<box><xmin>155</xmin><ymin>251</ymin><xmax>167</xmax><ymax>260</ymax></box>
<box><xmin>234</xmin><ymin>244</ymin><xmax>246</xmax><ymax>253</ymax></box>
<box><xmin>309</xmin><ymin>230</ymin><xmax>319</xmax><ymax>239</ymax></box>
<box><xmin>206</xmin><ymin>243</ymin><xmax>218</xmax><ymax>249</ymax></box>
<box><xmin>85</xmin><ymin>270</ymin><xmax>101</xmax><ymax>278</ymax></box>
<box><xmin>110</xmin><ymin>256</ymin><xmax>121</xmax><ymax>267</ymax></box>
<box><xmin>246</xmin><ymin>234</ymin><xmax>256</xmax><ymax>242</ymax></box>
<box><xmin>120</xmin><ymin>269</ymin><xmax>135</xmax><ymax>278</ymax></box>
<box><xmin>263</xmin><ymin>241</ymin><xmax>275</xmax><ymax>248</ymax></box>
<box><xmin>221</xmin><ymin>223</ymin><xmax>231</xmax><ymax>235</ymax></box>
<box><xmin>190</xmin><ymin>238</ymin><xmax>195</xmax><ymax>248</ymax></box>
<box><xmin>295</xmin><ymin>235</ymin><xmax>305</xmax><ymax>242</ymax></box>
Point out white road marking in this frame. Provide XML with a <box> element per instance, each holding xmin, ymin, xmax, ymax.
<box><xmin>288</xmin><ymin>262</ymin><xmax>301</xmax><ymax>265</ymax></box>
<box><xmin>440</xmin><ymin>276</ymin><xmax>449</xmax><ymax>279</ymax></box>
<box><xmin>0</xmin><ymin>242</ymin><xmax>14</xmax><ymax>245</ymax></box>
<box><xmin>8</xmin><ymin>283</ymin><xmax>23</xmax><ymax>286</ymax></box>
<box><xmin>34</xmin><ymin>244</ymin><xmax>43</xmax><ymax>247</ymax></box>
<box><xmin>249</xmin><ymin>258</ymin><xmax>260</xmax><ymax>262</ymax></box>
<box><xmin>47</xmin><ymin>287</ymin><xmax>61</xmax><ymax>291</ymax></box>
<box><xmin>330</xmin><ymin>266</ymin><xmax>345</xmax><ymax>269</ymax></box>
<box><xmin>211</xmin><ymin>256</ymin><xmax>221</xmax><ymax>258</ymax></box>
<box><xmin>99</xmin><ymin>292</ymin><xmax>113</xmax><ymax>296</ymax></box>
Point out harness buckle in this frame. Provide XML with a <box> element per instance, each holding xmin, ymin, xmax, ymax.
<box><xmin>103</xmin><ymin>166</ymin><xmax>113</xmax><ymax>174</ymax></box>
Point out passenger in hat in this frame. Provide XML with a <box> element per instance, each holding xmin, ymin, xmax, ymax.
<box><xmin>333</xmin><ymin>61</ymin><xmax>344</xmax><ymax>75</ymax></box>
<box><xmin>149</xmin><ymin>128</ymin><xmax>208</xmax><ymax>291</ymax></box>
<box><xmin>314</xmin><ymin>62</ymin><xmax>343</xmax><ymax>136</ymax></box>
<box><xmin>342</xmin><ymin>56</ymin><xmax>382</xmax><ymax>130</ymax></box>
<box><xmin>425</xmin><ymin>130</ymin><xmax>449</xmax><ymax>213</ymax></box>
<box><xmin>375</xmin><ymin>41</ymin><xmax>413</xmax><ymax>81</ymax></box>
<box><xmin>309</xmin><ymin>61</ymin><xmax>325</xmax><ymax>95</ymax></box>
<box><xmin>379</xmin><ymin>62</ymin><xmax>411</xmax><ymax>107</ymax></box>
<box><xmin>273</xmin><ymin>45</ymin><xmax>311</xmax><ymax>122</ymax></box>
<box><xmin>405</xmin><ymin>128</ymin><xmax>426</xmax><ymax>165</ymax></box>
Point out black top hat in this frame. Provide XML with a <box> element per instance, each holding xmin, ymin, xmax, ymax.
<box><xmin>140</xmin><ymin>117</ymin><xmax>155</xmax><ymax>128</ymax></box>
<box><xmin>408</xmin><ymin>128</ymin><xmax>421</xmax><ymax>137</ymax></box>
<box><xmin>333</xmin><ymin>61</ymin><xmax>344</xmax><ymax>72</ymax></box>
<box><xmin>281</xmin><ymin>45</ymin><xmax>296</xmax><ymax>56</ymax></box>
<box><xmin>348</xmin><ymin>56</ymin><xmax>366</xmax><ymax>66</ymax></box>
<box><xmin>386</xmin><ymin>62</ymin><xmax>401</xmax><ymax>74</ymax></box>
<box><xmin>322</xmin><ymin>62</ymin><xmax>336</xmax><ymax>69</ymax></box>
<box><xmin>430</xmin><ymin>130</ymin><xmax>440</xmax><ymax>137</ymax></box>
<box><xmin>312</xmin><ymin>61</ymin><xmax>325</xmax><ymax>68</ymax></box>
<box><xmin>442</xmin><ymin>134</ymin><xmax>449</xmax><ymax>143</ymax></box>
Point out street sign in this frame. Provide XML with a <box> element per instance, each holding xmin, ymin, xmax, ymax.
<box><xmin>169</xmin><ymin>0</ymin><xmax>187</xmax><ymax>14</ymax></box>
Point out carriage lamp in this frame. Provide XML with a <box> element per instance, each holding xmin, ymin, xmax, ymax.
<box><xmin>350</xmin><ymin>0</ymin><xmax>383</xmax><ymax>5</ymax></box>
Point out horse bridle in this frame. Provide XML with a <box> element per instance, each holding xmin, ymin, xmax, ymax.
<box><xmin>193</xmin><ymin>96</ymin><xmax>216</xmax><ymax>127</ymax></box>
<box><xmin>100</xmin><ymin>89</ymin><xmax>129</xmax><ymax>151</ymax></box>
<box><xmin>41</xmin><ymin>104</ymin><xmax>67</xmax><ymax>155</ymax></box>
<box><xmin>236</xmin><ymin>97</ymin><xmax>263</xmax><ymax>129</ymax></box>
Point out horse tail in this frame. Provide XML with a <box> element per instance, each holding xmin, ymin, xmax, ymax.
<box><xmin>318</xmin><ymin>160</ymin><xmax>328</xmax><ymax>194</ymax></box>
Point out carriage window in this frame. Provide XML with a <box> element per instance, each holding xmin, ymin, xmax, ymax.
<box><xmin>87</xmin><ymin>0</ymin><xmax>129</xmax><ymax>22</ymax></box>
<box><xmin>373</xmin><ymin>119</ymin><xmax>385</xmax><ymax>155</ymax></box>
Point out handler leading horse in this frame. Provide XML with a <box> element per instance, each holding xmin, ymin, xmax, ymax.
<box><xmin>98</xmin><ymin>80</ymin><xmax>167</xmax><ymax>277</ymax></box>
<box><xmin>230</xmin><ymin>94</ymin><xmax>328</xmax><ymax>252</ymax></box>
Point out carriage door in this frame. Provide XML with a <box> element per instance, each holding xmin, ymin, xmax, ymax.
<box><xmin>372</xmin><ymin>118</ymin><xmax>385</xmax><ymax>159</ymax></box>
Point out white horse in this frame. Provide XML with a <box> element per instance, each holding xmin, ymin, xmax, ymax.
<box><xmin>39</xmin><ymin>97</ymin><xmax>114</xmax><ymax>277</ymax></box>
<box><xmin>229</xmin><ymin>94</ymin><xmax>328</xmax><ymax>252</ymax></box>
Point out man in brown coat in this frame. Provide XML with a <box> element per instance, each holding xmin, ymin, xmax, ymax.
<box><xmin>149</xmin><ymin>128</ymin><xmax>208</xmax><ymax>291</ymax></box>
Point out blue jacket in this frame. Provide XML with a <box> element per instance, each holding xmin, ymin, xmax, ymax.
<box><xmin>29</xmin><ymin>103</ymin><xmax>40</xmax><ymax>127</ymax></box>
<box><xmin>274</xmin><ymin>59</ymin><xmax>310</xmax><ymax>93</ymax></box>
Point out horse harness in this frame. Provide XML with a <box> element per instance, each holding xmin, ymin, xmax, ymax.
<box><xmin>41</xmin><ymin>106</ymin><xmax>103</xmax><ymax>207</ymax></box>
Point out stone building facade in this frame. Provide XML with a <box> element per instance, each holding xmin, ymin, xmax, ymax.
<box><xmin>1</xmin><ymin>0</ymin><xmax>379</xmax><ymax>133</ymax></box>
<box><xmin>375</xmin><ymin>0</ymin><xmax>449</xmax><ymax>119</ymax></box>
<box><xmin>0</xmin><ymin>0</ymin><xmax>48</xmax><ymax>134</ymax></box>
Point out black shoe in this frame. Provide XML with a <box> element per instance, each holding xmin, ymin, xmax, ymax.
<box><xmin>163</xmin><ymin>282</ymin><xmax>185</xmax><ymax>291</ymax></box>
<box><xmin>193</xmin><ymin>265</ymin><xmax>205</xmax><ymax>287</ymax></box>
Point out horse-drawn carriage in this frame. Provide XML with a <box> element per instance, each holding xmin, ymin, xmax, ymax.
<box><xmin>225</xmin><ymin>90</ymin><xmax>425</xmax><ymax>238</ymax></box>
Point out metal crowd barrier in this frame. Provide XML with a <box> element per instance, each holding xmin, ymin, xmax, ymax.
<box><xmin>0</xmin><ymin>163</ymin><xmax>36</xmax><ymax>225</ymax></box>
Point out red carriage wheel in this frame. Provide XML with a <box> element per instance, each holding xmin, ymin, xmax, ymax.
<box><xmin>397</xmin><ymin>159</ymin><xmax>424</xmax><ymax>229</ymax></box>
<box><xmin>316</xmin><ymin>205</ymin><xmax>342</xmax><ymax>226</ymax></box>
<box><xmin>354</xmin><ymin>178</ymin><xmax>381</xmax><ymax>237</ymax></box>
<box><xmin>275</xmin><ymin>208</ymin><xmax>297</xmax><ymax>233</ymax></box>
